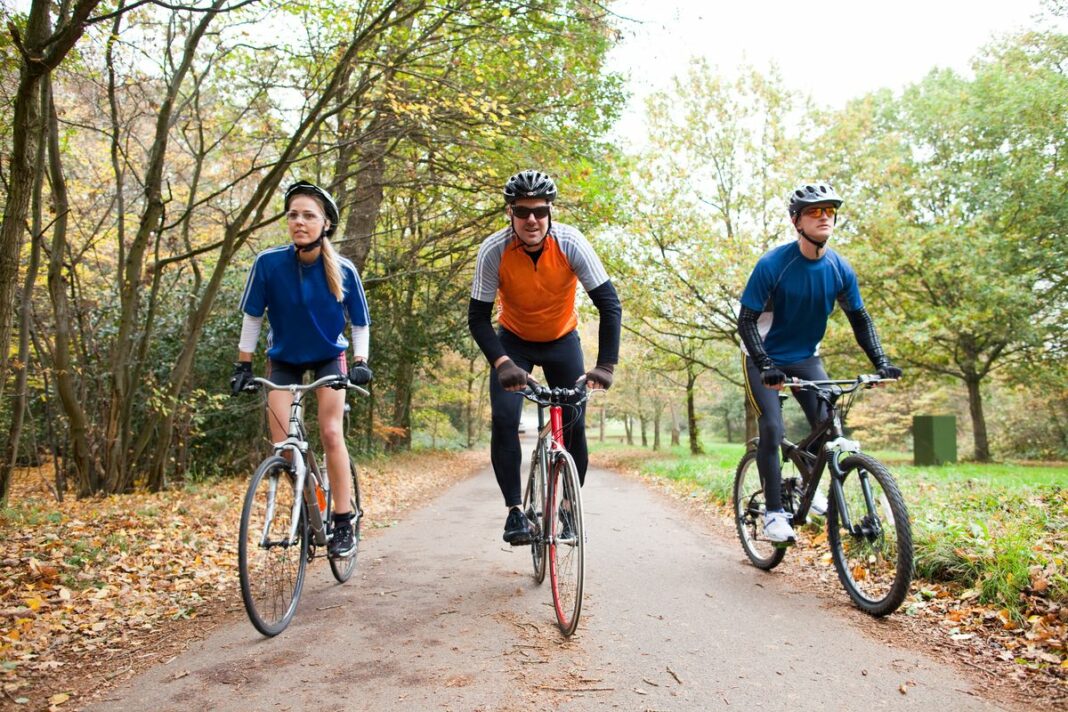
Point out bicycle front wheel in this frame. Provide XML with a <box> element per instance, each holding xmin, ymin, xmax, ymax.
<box><xmin>522</xmin><ymin>441</ymin><xmax>548</xmax><ymax>584</ymax></box>
<box><xmin>239</xmin><ymin>456</ymin><xmax>309</xmax><ymax>636</ymax></box>
<box><xmin>548</xmin><ymin>450</ymin><xmax>585</xmax><ymax>637</ymax></box>
<box><xmin>733</xmin><ymin>449</ymin><xmax>786</xmax><ymax>570</ymax></box>
<box><xmin>827</xmin><ymin>453</ymin><xmax>913</xmax><ymax>616</ymax></box>
<box><xmin>329</xmin><ymin>459</ymin><xmax>363</xmax><ymax>583</ymax></box>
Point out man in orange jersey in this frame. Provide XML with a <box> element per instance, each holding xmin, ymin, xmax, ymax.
<box><xmin>468</xmin><ymin>170</ymin><xmax>622</xmax><ymax>544</ymax></box>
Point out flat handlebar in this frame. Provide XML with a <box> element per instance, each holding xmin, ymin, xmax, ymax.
<box><xmin>520</xmin><ymin>377</ymin><xmax>598</xmax><ymax>407</ymax></box>
<box><xmin>787</xmin><ymin>374</ymin><xmax>898</xmax><ymax>394</ymax></box>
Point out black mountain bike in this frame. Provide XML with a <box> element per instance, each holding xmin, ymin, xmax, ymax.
<box><xmin>733</xmin><ymin>375</ymin><xmax>914</xmax><ymax>616</ymax></box>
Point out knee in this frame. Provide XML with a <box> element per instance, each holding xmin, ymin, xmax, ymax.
<box><xmin>320</xmin><ymin>423</ymin><xmax>344</xmax><ymax>450</ymax></box>
<box><xmin>758</xmin><ymin>418</ymin><xmax>784</xmax><ymax>445</ymax></box>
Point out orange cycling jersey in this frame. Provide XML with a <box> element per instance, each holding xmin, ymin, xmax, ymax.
<box><xmin>471</xmin><ymin>223</ymin><xmax>609</xmax><ymax>342</ymax></box>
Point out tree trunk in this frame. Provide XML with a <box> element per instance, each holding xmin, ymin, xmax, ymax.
<box><xmin>624</xmin><ymin>415</ymin><xmax>633</xmax><ymax>445</ymax></box>
<box><xmin>723</xmin><ymin>408</ymin><xmax>733</xmax><ymax>443</ymax></box>
<box><xmin>391</xmin><ymin>358</ymin><xmax>414</xmax><ymax>451</ymax></box>
<box><xmin>639</xmin><ymin>413</ymin><xmax>648</xmax><ymax>447</ymax></box>
<box><xmin>687</xmin><ymin>371</ymin><xmax>703</xmax><ymax>455</ymax></box>
<box><xmin>0</xmin><ymin>1</ymin><xmax>52</xmax><ymax>402</ymax></box>
<box><xmin>44</xmin><ymin>76</ymin><xmax>99</xmax><ymax>496</ymax></box>
<box><xmin>0</xmin><ymin>119</ymin><xmax>48</xmax><ymax>503</ymax></box>
<box><xmin>652</xmin><ymin>403</ymin><xmax>662</xmax><ymax>451</ymax></box>
<box><xmin>965</xmin><ymin>375</ymin><xmax>990</xmax><ymax>462</ymax></box>
<box><xmin>670</xmin><ymin>402</ymin><xmax>681</xmax><ymax>446</ymax></box>
<box><xmin>598</xmin><ymin>404</ymin><xmax>605</xmax><ymax>442</ymax></box>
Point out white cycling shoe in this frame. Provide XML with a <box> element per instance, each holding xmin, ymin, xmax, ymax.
<box><xmin>763</xmin><ymin>510</ymin><xmax>797</xmax><ymax>543</ymax></box>
<box><xmin>810</xmin><ymin>490</ymin><xmax>829</xmax><ymax>517</ymax></box>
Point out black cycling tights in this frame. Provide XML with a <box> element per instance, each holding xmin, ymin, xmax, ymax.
<box><xmin>489</xmin><ymin>328</ymin><xmax>587</xmax><ymax>507</ymax></box>
<box><xmin>742</xmin><ymin>354</ymin><xmax>829</xmax><ymax>512</ymax></box>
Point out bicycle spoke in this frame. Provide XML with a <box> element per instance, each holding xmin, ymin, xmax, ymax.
<box><xmin>828</xmin><ymin>454</ymin><xmax>913</xmax><ymax>616</ymax></box>
<box><xmin>239</xmin><ymin>457</ymin><xmax>308</xmax><ymax>636</ymax></box>
<box><xmin>548</xmin><ymin>451</ymin><xmax>584</xmax><ymax>637</ymax></box>
<box><xmin>523</xmin><ymin>442</ymin><xmax>548</xmax><ymax>583</ymax></box>
<box><xmin>733</xmin><ymin>449</ymin><xmax>787</xmax><ymax>570</ymax></box>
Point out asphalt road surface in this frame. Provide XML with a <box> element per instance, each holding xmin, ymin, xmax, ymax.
<box><xmin>87</xmin><ymin>439</ymin><xmax>1005</xmax><ymax>711</ymax></box>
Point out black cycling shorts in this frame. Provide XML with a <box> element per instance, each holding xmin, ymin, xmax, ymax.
<box><xmin>267</xmin><ymin>354</ymin><xmax>347</xmax><ymax>386</ymax></box>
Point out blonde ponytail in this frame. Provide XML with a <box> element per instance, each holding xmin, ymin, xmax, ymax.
<box><xmin>321</xmin><ymin>237</ymin><xmax>344</xmax><ymax>302</ymax></box>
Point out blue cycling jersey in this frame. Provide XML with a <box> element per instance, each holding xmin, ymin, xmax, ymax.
<box><xmin>740</xmin><ymin>241</ymin><xmax>863</xmax><ymax>365</ymax></box>
<box><xmin>239</xmin><ymin>244</ymin><xmax>370</xmax><ymax>363</ymax></box>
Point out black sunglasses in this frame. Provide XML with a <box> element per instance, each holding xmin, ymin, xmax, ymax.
<box><xmin>511</xmin><ymin>205</ymin><xmax>551</xmax><ymax>220</ymax></box>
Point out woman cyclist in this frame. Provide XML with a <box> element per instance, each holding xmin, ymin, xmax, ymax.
<box><xmin>230</xmin><ymin>180</ymin><xmax>372</xmax><ymax>558</ymax></box>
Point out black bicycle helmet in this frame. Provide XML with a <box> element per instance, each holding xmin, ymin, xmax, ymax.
<box><xmin>787</xmin><ymin>182</ymin><xmax>843</xmax><ymax>218</ymax></box>
<box><xmin>503</xmin><ymin>169</ymin><xmax>557</xmax><ymax>204</ymax></box>
<box><xmin>285</xmin><ymin>180</ymin><xmax>340</xmax><ymax>237</ymax></box>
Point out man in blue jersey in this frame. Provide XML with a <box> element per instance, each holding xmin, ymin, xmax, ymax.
<box><xmin>737</xmin><ymin>182</ymin><xmax>902</xmax><ymax>543</ymax></box>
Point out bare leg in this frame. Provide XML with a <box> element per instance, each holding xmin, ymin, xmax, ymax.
<box><xmin>317</xmin><ymin>386</ymin><xmax>351</xmax><ymax>515</ymax></box>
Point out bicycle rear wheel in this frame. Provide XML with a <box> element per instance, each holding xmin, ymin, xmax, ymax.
<box><xmin>522</xmin><ymin>440</ymin><xmax>548</xmax><ymax>583</ymax></box>
<box><xmin>329</xmin><ymin>459</ymin><xmax>363</xmax><ymax>583</ymax></box>
<box><xmin>239</xmin><ymin>456</ymin><xmax>309</xmax><ymax>636</ymax></box>
<box><xmin>548</xmin><ymin>450</ymin><xmax>584</xmax><ymax>637</ymax></box>
<box><xmin>827</xmin><ymin>453</ymin><xmax>913</xmax><ymax>616</ymax></box>
<box><xmin>733</xmin><ymin>449</ymin><xmax>786</xmax><ymax>570</ymax></box>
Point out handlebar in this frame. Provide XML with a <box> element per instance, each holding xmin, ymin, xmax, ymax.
<box><xmin>519</xmin><ymin>377</ymin><xmax>599</xmax><ymax>407</ymax></box>
<box><xmin>787</xmin><ymin>374</ymin><xmax>898</xmax><ymax>394</ymax></box>
<box><xmin>247</xmin><ymin>374</ymin><xmax>370</xmax><ymax>397</ymax></box>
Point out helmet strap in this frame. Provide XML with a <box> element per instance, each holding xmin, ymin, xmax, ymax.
<box><xmin>799</xmin><ymin>229</ymin><xmax>827</xmax><ymax>250</ymax></box>
<box><xmin>295</xmin><ymin>226</ymin><xmax>327</xmax><ymax>253</ymax></box>
<box><xmin>296</xmin><ymin>236</ymin><xmax>324</xmax><ymax>253</ymax></box>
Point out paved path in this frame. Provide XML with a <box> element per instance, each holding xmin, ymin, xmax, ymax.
<box><xmin>87</xmin><ymin>449</ymin><xmax>1004</xmax><ymax>711</ymax></box>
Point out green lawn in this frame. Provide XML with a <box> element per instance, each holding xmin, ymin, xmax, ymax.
<box><xmin>591</xmin><ymin>439</ymin><xmax>1068</xmax><ymax>617</ymax></box>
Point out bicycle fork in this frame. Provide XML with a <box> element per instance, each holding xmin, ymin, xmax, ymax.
<box><xmin>827</xmin><ymin>452</ymin><xmax>883</xmax><ymax>540</ymax></box>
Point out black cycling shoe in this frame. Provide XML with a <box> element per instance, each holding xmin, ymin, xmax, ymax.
<box><xmin>328</xmin><ymin>522</ymin><xmax>357</xmax><ymax>558</ymax></box>
<box><xmin>503</xmin><ymin>507</ymin><xmax>533</xmax><ymax>546</ymax></box>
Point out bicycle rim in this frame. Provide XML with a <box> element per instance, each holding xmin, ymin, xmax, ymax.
<box><xmin>522</xmin><ymin>443</ymin><xmax>547</xmax><ymax>584</ymax></box>
<box><xmin>827</xmin><ymin>453</ymin><xmax>914</xmax><ymax>616</ymax></box>
<box><xmin>733</xmin><ymin>450</ymin><xmax>786</xmax><ymax>570</ymax></box>
<box><xmin>239</xmin><ymin>456</ymin><xmax>308</xmax><ymax>636</ymax></box>
<box><xmin>548</xmin><ymin>450</ymin><xmax>584</xmax><ymax>637</ymax></box>
<box><xmin>329</xmin><ymin>459</ymin><xmax>362</xmax><ymax>583</ymax></box>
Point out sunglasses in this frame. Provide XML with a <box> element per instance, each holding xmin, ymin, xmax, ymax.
<box><xmin>802</xmin><ymin>206</ymin><xmax>837</xmax><ymax>219</ymax></box>
<box><xmin>511</xmin><ymin>205</ymin><xmax>551</xmax><ymax>220</ymax></box>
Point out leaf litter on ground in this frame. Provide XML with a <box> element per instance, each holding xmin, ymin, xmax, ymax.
<box><xmin>0</xmin><ymin>449</ymin><xmax>485</xmax><ymax>711</ymax></box>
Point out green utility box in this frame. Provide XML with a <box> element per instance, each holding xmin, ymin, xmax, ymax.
<box><xmin>913</xmin><ymin>415</ymin><xmax>957</xmax><ymax>465</ymax></box>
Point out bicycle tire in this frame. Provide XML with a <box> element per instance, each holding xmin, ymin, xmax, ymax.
<box><xmin>733</xmin><ymin>449</ymin><xmax>787</xmax><ymax>570</ymax></box>
<box><xmin>548</xmin><ymin>449</ymin><xmax>584</xmax><ymax>637</ymax></box>
<box><xmin>239</xmin><ymin>456</ymin><xmax>309</xmax><ymax>636</ymax></box>
<box><xmin>827</xmin><ymin>453</ymin><xmax>914</xmax><ymax>616</ymax></box>
<box><xmin>522</xmin><ymin>441</ymin><xmax>548</xmax><ymax>584</ymax></box>
<box><xmin>329</xmin><ymin>459</ymin><xmax>363</xmax><ymax>583</ymax></box>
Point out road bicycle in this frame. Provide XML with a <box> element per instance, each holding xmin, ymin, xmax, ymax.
<box><xmin>237</xmin><ymin>374</ymin><xmax>367</xmax><ymax>636</ymax></box>
<box><xmin>733</xmin><ymin>374</ymin><xmax>914</xmax><ymax>616</ymax></box>
<box><xmin>519</xmin><ymin>380</ymin><xmax>595</xmax><ymax>637</ymax></box>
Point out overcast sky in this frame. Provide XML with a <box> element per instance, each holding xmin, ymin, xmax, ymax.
<box><xmin>606</xmin><ymin>0</ymin><xmax>1062</xmax><ymax>147</ymax></box>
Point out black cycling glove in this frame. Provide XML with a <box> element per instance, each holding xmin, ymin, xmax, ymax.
<box><xmin>347</xmin><ymin>361</ymin><xmax>373</xmax><ymax>385</ymax></box>
<box><xmin>496</xmin><ymin>359</ymin><xmax>529</xmax><ymax>390</ymax></box>
<box><xmin>761</xmin><ymin>367</ymin><xmax>786</xmax><ymax>388</ymax></box>
<box><xmin>230</xmin><ymin>362</ymin><xmax>254</xmax><ymax>396</ymax></box>
<box><xmin>876</xmin><ymin>361</ymin><xmax>903</xmax><ymax>380</ymax></box>
<box><xmin>584</xmin><ymin>364</ymin><xmax>615</xmax><ymax>390</ymax></box>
